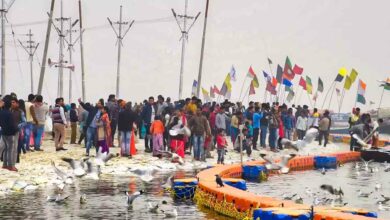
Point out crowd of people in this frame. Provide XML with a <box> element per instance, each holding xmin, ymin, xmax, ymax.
<box><xmin>0</xmin><ymin>92</ymin><xmax>383</xmax><ymax>172</ymax></box>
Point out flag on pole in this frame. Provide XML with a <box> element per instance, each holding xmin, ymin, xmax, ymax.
<box><xmin>282</xmin><ymin>78</ymin><xmax>293</xmax><ymax>87</ymax></box>
<box><xmin>230</xmin><ymin>65</ymin><xmax>237</xmax><ymax>81</ymax></box>
<box><xmin>213</xmin><ymin>85</ymin><xmax>221</xmax><ymax>95</ymax></box>
<box><xmin>292</xmin><ymin>64</ymin><xmax>303</xmax><ymax>75</ymax></box>
<box><xmin>343</xmin><ymin>75</ymin><xmax>352</xmax><ymax>90</ymax></box>
<box><xmin>335</xmin><ymin>67</ymin><xmax>347</xmax><ymax>82</ymax></box>
<box><xmin>299</xmin><ymin>76</ymin><xmax>306</xmax><ymax>90</ymax></box>
<box><xmin>247</xmin><ymin>66</ymin><xmax>256</xmax><ymax>79</ymax></box>
<box><xmin>191</xmin><ymin>80</ymin><xmax>198</xmax><ymax>96</ymax></box>
<box><xmin>249</xmin><ymin>81</ymin><xmax>256</xmax><ymax>95</ymax></box>
<box><xmin>266</xmin><ymin>81</ymin><xmax>277</xmax><ymax>95</ymax></box>
<box><xmin>286</xmin><ymin>89</ymin><xmax>295</xmax><ymax>102</ymax></box>
<box><xmin>220</xmin><ymin>74</ymin><xmax>232</xmax><ymax>97</ymax></box>
<box><xmin>202</xmin><ymin>87</ymin><xmax>211</xmax><ymax>101</ymax></box>
<box><xmin>252</xmin><ymin>75</ymin><xmax>259</xmax><ymax>88</ymax></box>
<box><xmin>378</xmin><ymin>78</ymin><xmax>390</xmax><ymax>90</ymax></box>
<box><xmin>210</xmin><ymin>86</ymin><xmax>215</xmax><ymax>98</ymax></box>
<box><xmin>350</xmin><ymin>68</ymin><xmax>358</xmax><ymax>83</ymax></box>
<box><xmin>318</xmin><ymin>77</ymin><xmax>324</xmax><ymax>93</ymax></box>
<box><xmin>356</xmin><ymin>79</ymin><xmax>366</xmax><ymax>104</ymax></box>
<box><xmin>285</xmin><ymin>86</ymin><xmax>292</xmax><ymax>92</ymax></box>
<box><xmin>283</xmin><ymin>56</ymin><xmax>295</xmax><ymax>80</ymax></box>
<box><xmin>262</xmin><ymin>71</ymin><xmax>271</xmax><ymax>81</ymax></box>
<box><xmin>306</xmin><ymin>76</ymin><xmax>313</xmax><ymax>94</ymax></box>
<box><xmin>272</xmin><ymin>77</ymin><xmax>278</xmax><ymax>87</ymax></box>
<box><xmin>276</xmin><ymin>64</ymin><xmax>283</xmax><ymax>83</ymax></box>
<box><xmin>267</xmin><ymin>57</ymin><xmax>273</xmax><ymax>65</ymax></box>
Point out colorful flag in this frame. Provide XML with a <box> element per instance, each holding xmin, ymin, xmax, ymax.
<box><xmin>220</xmin><ymin>74</ymin><xmax>232</xmax><ymax>97</ymax></box>
<box><xmin>230</xmin><ymin>65</ymin><xmax>237</xmax><ymax>81</ymax></box>
<box><xmin>282</xmin><ymin>78</ymin><xmax>293</xmax><ymax>87</ymax></box>
<box><xmin>343</xmin><ymin>75</ymin><xmax>352</xmax><ymax>90</ymax></box>
<box><xmin>378</xmin><ymin>78</ymin><xmax>390</xmax><ymax>90</ymax></box>
<box><xmin>247</xmin><ymin>66</ymin><xmax>256</xmax><ymax>79</ymax></box>
<box><xmin>299</xmin><ymin>76</ymin><xmax>306</xmax><ymax>90</ymax></box>
<box><xmin>350</xmin><ymin>68</ymin><xmax>358</xmax><ymax>83</ymax></box>
<box><xmin>191</xmin><ymin>80</ymin><xmax>198</xmax><ymax>96</ymax></box>
<box><xmin>306</xmin><ymin>76</ymin><xmax>313</xmax><ymax>94</ymax></box>
<box><xmin>210</xmin><ymin>86</ymin><xmax>215</xmax><ymax>98</ymax></box>
<box><xmin>283</xmin><ymin>56</ymin><xmax>295</xmax><ymax>80</ymax></box>
<box><xmin>267</xmin><ymin>57</ymin><xmax>273</xmax><ymax>65</ymax></box>
<box><xmin>292</xmin><ymin>64</ymin><xmax>303</xmax><ymax>75</ymax></box>
<box><xmin>249</xmin><ymin>81</ymin><xmax>256</xmax><ymax>96</ymax></box>
<box><xmin>202</xmin><ymin>87</ymin><xmax>210</xmax><ymax>101</ymax></box>
<box><xmin>335</xmin><ymin>67</ymin><xmax>347</xmax><ymax>82</ymax></box>
<box><xmin>276</xmin><ymin>64</ymin><xmax>283</xmax><ymax>83</ymax></box>
<box><xmin>286</xmin><ymin>89</ymin><xmax>295</xmax><ymax>102</ymax></box>
<box><xmin>213</xmin><ymin>85</ymin><xmax>220</xmax><ymax>95</ymax></box>
<box><xmin>285</xmin><ymin>85</ymin><xmax>292</xmax><ymax>92</ymax></box>
<box><xmin>262</xmin><ymin>71</ymin><xmax>271</xmax><ymax>81</ymax></box>
<box><xmin>252</xmin><ymin>75</ymin><xmax>259</xmax><ymax>88</ymax></box>
<box><xmin>272</xmin><ymin>77</ymin><xmax>278</xmax><ymax>87</ymax></box>
<box><xmin>266</xmin><ymin>81</ymin><xmax>277</xmax><ymax>95</ymax></box>
<box><xmin>318</xmin><ymin>77</ymin><xmax>324</xmax><ymax>93</ymax></box>
<box><xmin>356</xmin><ymin>79</ymin><xmax>366</xmax><ymax>104</ymax></box>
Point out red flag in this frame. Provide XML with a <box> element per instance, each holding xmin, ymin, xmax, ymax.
<box><xmin>299</xmin><ymin>76</ymin><xmax>306</xmax><ymax>90</ymax></box>
<box><xmin>293</xmin><ymin>64</ymin><xmax>303</xmax><ymax>75</ymax></box>
<box><xmin>213</xmin><ymin>85</ymin><xmax>220</xmax><ymax>95</ymax></box>
<box><xmin>272</xmin><ymin>77</ymin><xmax>278</xmax><ymax>87</ymax></box>
<box><xmin>249</xmin><ymin>81</ymin><xmax>256</xmax><ymax>95</ymax></box>
<box><xmin>266</xmin><ymin>81</ymin><xmax>277</xmax><ymax>95</ymax></box>
<box><xmin>247</xmin><ymin>66</ymin><xmax>256</xmax><ymax>79</ymax></box>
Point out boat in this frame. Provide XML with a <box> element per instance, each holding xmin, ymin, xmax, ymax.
<box><xmin>361</xmin><ymin>147</ymin><xmax>390</xmax><ymax>163</ymax></box>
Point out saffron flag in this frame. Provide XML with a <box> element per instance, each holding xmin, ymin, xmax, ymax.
<box><xmin>335</xmin><ymin>67</ymin><xmax>347</xmax><ymax>82</ymax></box>
<box><xmin>247</xmin><ymin>66</ymin><xmax>256</xmax><ymax>79</ymax></box>
<box><xmin>318</xmin><ymin>77</ymin><xmax>324</xmax><ymax>93</ymax></box>
<box><xmin>202</xmin><ymin>87</ymin><xmax>211</xmax><ymax>101</ymax></box>
<box><xmin>230</xmin><ymin>65</ymin><xmax>237</xmax><ymax>81</ymax></box>
<box><xmin>286</xmin><ymin>89</ymin><xmax>295</xmax><ymax>102</ymax></box>
<box><xmin>276</xmin><ymin>64</ymin><xmax>283</xmax><ymax>83</ymax></box>
<box><xmin>343</xmin><ymin>75</ymin><xmax>352</xmax><ymax>90</ymax></box>
<box><xmin>283</xmin><ymin>56</ymin><xmax>295</xmax><ymax>80</ymax></box>
<box><xmin>210</xmin><ymin>86</ymin><xmax>215</xmax><ymax>98</ymax></box>
<box><xmin>249</xmin><ymin>81</ymin><xmax>256</xmax><ymax>95</ymax></box>
<box><xmin>282</xmin><ymin>78</ymin><xmax>293</xmax><ymax>87</ymax></box>
<box><xmin>378</xmin><ymin>78</ymin><xmax>390</xmax><ymax>90</ymax></box>
<box><xmin>299</xmin><ymin>76</ymin><xmax>306</xmax><ymax>90</ymax></box>
<box><xmin>293</xmin><ymin>64</ymin><xmax>303</xmax><ymax>75</ymax></box>
<box><xmin>272</xmin><ymin>77</ymin><xmax>278</xmax><ymax>87</ymax></box>
<box><xmin>266</xmin><ymin>81</ymin><xmax>277</xmax><ymax>95</ymax></box>
<box><xmin>191</xmin><ymin>80</ymin><xmax>198</xmax><ymax>96</ymax></box>
<box><xmin>350</xmin><ymin>68</ymin><xmax>358</xmax><ymax>83</ymax></box>
<box><xmin>252</xmin><ymin>75</ymin><xmax>259</xmax><ymax>88</ymax></box>
<box><xmin>267</xmin><ymin>57</ymin><xmax>273</xmax><ymax>65</ymax></box>
<box><xmin>356</xmin><ymin>79</ymin><xmax>366</xmax><ymax>104</ymax></box>
<box><xmin>306</xmin><ymin>76</ymin><xmax>313</xmax><ymax>94</ymax></box>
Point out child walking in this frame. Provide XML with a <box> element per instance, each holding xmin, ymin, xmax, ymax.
<box><xmin>216</xmin><ymin>129</ymin><xmax>228</xmax><ymax>164</ymax></box>
<box><xmin>150</xmin><ymin>115</ymin><xmax>165</xmax><ymax>157</ymax></box>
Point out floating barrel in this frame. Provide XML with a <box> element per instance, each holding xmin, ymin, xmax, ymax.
<box><xmin>173</xmin><ymin>178</ymin><xmax>198</xmax><ymax>199</ymax></box>
<box><xmin>314</xmin><ymin>156</ymin><xmax>337</xmax><ymax>169</ymax></box>
<box><xmin>242</xmin><ymin>165</ymin><xmax>267</xmax><ymax>182</ymax></box>
<box><xmin>253</xmin><ymin>208</ymin><xmax>311</xmax><ymax>220</ymax></box>
<box><xmin>222</xmin><ymin>178</ymin><xmax>247</xmax><ymax>191</ymax></box>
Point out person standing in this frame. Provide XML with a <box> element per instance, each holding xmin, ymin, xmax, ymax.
<box><xmin>106</xmin><ymin>95</ymin><xmax>119</xmax><ymax>147</ymax></box>
<box><xmin>296</xmin><ymin>111</ymin><xmax>308</xmax><ymax>140</ymax></box>
<box><xmin>141</xmin><ymin>96</ymin><xmax>157</xmax><ymax>153</ymax></box>
<box><xmin>260</xmin><ymin>104</ymin><xmax>269</xmax><ymax>148</ymax></box>
<box><xmin>118</xmin><ymin>102</ymin><xmax>138</xmax><ymax>157</ymax></box>
<box><xmin>169</xmin><ymin>109</ymin><xmax>187</xmax><ymax>158</ymax></box>
<box><xmin>150</xmin><ymin>115</ymin><xmax>165</xmax><ymax>157</ymax></box>
<box><xmin>252</xmin><ymin>106</ymin><xmax>263</xmax><ymax>150</ymax></box>
<box><xmin>216</xmin><ymin>129</ymin><xmax>227</xmax><ymax>164</ymax></box>
<box><xmin>188</xmin><ymin>109</ymin><xmax>211</xmax><ymax>161</ymax></box>
<box><xmin>32</xmin><ymin>95</ymin><xmax>49</xmax><ymax>151</ymax></box>
<box><xmin>0</xmin><ymin>95</ymin><xmax>19</xmax><ymax>171</ymax></box>
<box><xmin>230</xmin><ymin>111</ymin><xmax>240</xmax><ymax>146</ymax></box>
<box><xmin>23</xmin><ymin>94</ymin><xmax>36</xmax><ymax>151</ymax></box>
<box><xmin>77</xmin><ymin>103</ymin><xmax>89</xmax><ymax>146</ymax></box>
<box><xmin>69</xmin><ymin>103</ymin><xmax>78</xmax><ymax>144</ymax></box>
<box><xmin>268</xmin><ymin>108</ymin><xmax>279</xmax><ymax>152</ymax></box>
<box><xmin>282</xmin><ymin>108</ymin><xmax>295</xmax><ymax>140</ymax></box>
<box><xmin>15</xmin><ymin>99</ymin><xmax>26</xmax><ymax>156</ymax></box>
<box><xmin>318</xmin><ymin>110</ymin><xmax>331</xmax><ymax>147</ymax></box>
<box><xmin>51</xmin><ymin>98</ymin><xmax>68</xmax><ymax>151</ymax></box>
<box><xmin>96</xmin><ymin>106</ymin><xmax>112</xmax><ymax>153</ymax></box>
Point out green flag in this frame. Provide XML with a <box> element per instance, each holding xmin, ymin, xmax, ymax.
<box><xmin>318</xmin><ymin>77</ymin><xmax>324</xmax><ymax>93</ymax></box>
<box><xmin>306</xmin><ymin>76</ymin><xmax>313</xmax><ymax>94</ymax></box>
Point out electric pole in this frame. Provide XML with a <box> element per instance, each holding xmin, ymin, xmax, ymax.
<box><xmin>78</xmin><ymin>0</ymin><xmax>86</xmax><ymax>101</ymax></box>
<box><xmin>107</xmin><ymin>5</ymin><xmax>134</xmax><ymax>98</ymax></box>
<box><xmin>37</xmin><ymin>0</ymin><xmax>55</xmax><ymax>96</ymax></box>
<box><xmin>0</xmin><ymin>0</ymin><xmax>16</xmax><ymax>96</ymax></box>
<box><xmin>56</xmin><ymin>0</ymin><xmax>68</xmax><ymax>98</ymax></box>
<box><xmin>171</xmin><ymin>0</ymin><xmax>201</xmax><ymax>99</ymax></box>
<box><xmin>18</xmin><ymin>29</ymin><xmax>39</xmax><ymax>94</ymax></box>
<box><xmin>196</xmin><ymin>0</ymin><xmax>210</xmax><ymax>97</ymax></box>
<box><xmin>65</xmin><ymin>18</ymin><xmax>79</xmax><ymax>103</ymax></box>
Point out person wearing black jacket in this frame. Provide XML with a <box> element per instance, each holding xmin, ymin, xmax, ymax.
<box><xmin>141</xmin><ymin>97</ymin><xmax>157</xmax><ymax>152</ymax></box>
<box><xmin>118</xmin><ymin>102</ymin><xmax>138</xmax><ymax>157</ymax></box>
<box><xmin>69</xmin><ymin>103</ymin><xmax>78</xmax><ymax>144</ymax></box>
<box><xmin>78</xmin><ymin>98</ymin><xmax>104</xmax><ymax>156</ymax></box>
<box><xmin>0</xmin><ymin>95</ymin><xmax>19</xmax><ymax>171</ymax></box>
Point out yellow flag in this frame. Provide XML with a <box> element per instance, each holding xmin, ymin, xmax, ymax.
<box><xmin>350</xmin><ymin>68</ymin><xmax>358</xmax><ymax>83</ymax></box>
<box><xmin>224</xmin><ymin>74</ymin><xmax>232</xmax><ymax>91</ymax></box>
<box><xmin>344</xmin><ymin>75</ymin><xmax>352</xmax><ymax>90</ymax></box>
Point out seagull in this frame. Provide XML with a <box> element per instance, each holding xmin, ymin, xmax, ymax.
<box><xmin>80</xmin><ymin>194</ymin><xmax>87</xmax><ymax>204</ymax></box>
<box><xmin>94</xmin><ymin>148</ymin><xmax>116</xmax><ymax>166</ymax></box>
<box><xmin>260</xmin><ymin>153</ymin><xmax>296</xmax><ymax>174</ymax></box>
<box><xmin>84</xmin><ymin>160</ymin><xmax>101</xmax><ymax>180</ymax></box>
<box><xmin>215</xmin><ymin>174</ymin><xmax>224</xmax><ymax>187</ymax></box>
<box><xmin>129</xmin><ymin>166</ymin><xmax>158</xmax><ymax>182</ymax></box>
<box><xmin>158</xmin><ymin>150</ymin><xmax>184</xmax><ymax>165</ymax></box>
<box><xmin>375</xmin><ymin>182</ymin><xmax>382</xmax><ymax>191</ymax></box>
<box><xmin>61</xmin><ymin>157</ymin><xmax>87</xmax><ymax>177</ymax></box>
<box><xmin>147</xmin><ymin>202</ymin><xmax>159</xmax><ymax>213</ymax></box>
<box><xmin>357</xmin><ymin>190</ymin><xmax>373</xmax><ymax>198</ymax></box>
<box><xmin>377</xmin><ymin>195</ymin><xmax>390</xmax><ymax>204</ymax></box>
<box><xmin>47</xmin><ymin>195</ymin><xmax>57</xmax><ymax>202</ymax></box>
<box><xmin>282</xmin><ymin>193</ymin><xmax>297</xmax><ymax>200</ymax></box>
<box><xmin>55</xmin><ymin>194</ymin><xmax>70</xmax><ymax>203</ymax></box>
<box><xmin>126</xmin><ymin>190</ymin><xmax>144</xmax><ymax>206</ymax></box>
<box><xmin>51</xmin><ymin>160</ymin><xmax>73</xmax><ymax>184</ymax></box>
<box><xmin>160</xmin><ymin>208</ymin><xmax>178</xmax><ymax>218</ymax></box>
<box><xmin>360</xmin><ymin>158</ymin><xmax>373</xmax><ymax>171</ymax></box>
<box><xmin>321</xmin><ymin>167</ymin><xmax>326</xmax><ymax>175</ymax></box>
<box><xmin>378</xmin><ymin>202</ymin><xmax>390</xmax><ymax>211</ymax></box>
<box><xmin>162</xmin><ymin>174</ymin><xmax>175</xmax><ymax>190</ymax></box>
<box><xmin>354</xmin><ymin>162</ymin><xmax>360</xmax><ymax>170</ymax></box>
<box><xmin>320</xmin><ymin>185</ymin><xmax>344</xmax><ymax>196</ymax></box>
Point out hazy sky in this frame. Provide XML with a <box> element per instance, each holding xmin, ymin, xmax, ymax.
<box><xmin>3</xmin><ymin>0</ymin><xmax>390</xmax><ymax>112</ymax></box>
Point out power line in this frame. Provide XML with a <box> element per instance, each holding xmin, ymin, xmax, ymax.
<box><xmin>18</xmin><ymin>29</ymin><xmax>39</xmax><ymax>93</ymax></box>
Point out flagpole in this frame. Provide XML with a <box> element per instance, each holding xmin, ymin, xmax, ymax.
<box><xmin>321</xmin><ymin>81</ymin><xmax>335</xmax><ymax>110</ymax></box>
<box><xmin>293</xmin><ymin>87</ymin><xmax>300</xmax><ymax>105</ymax></box>
<box><xmin>297</xmin><ymin>88</ymin><xmax>304</xmax><ymax>106</ymax></box>
<box><xmin>306</xmin><ymin>93</ymin><xmax>314</xmax><ymax>108</ymax></box>
<box><xmin>241</xmin><ymin>84</ymin><xmax>250</xmax><ymax>103</ymax></box>
<box><xmin>354</xmin><ymin>81</ymin><xmax>359</xmax><ymax>108</ymax></box>
<box><xmin>378</xmin><ymin>86</ymin><xmax>385</xmax><ymax>110</ymax></box>
<box><xmin>327</xmin><ymin>84</ymin><xmax>336</xmax><ymax>110</ymax></box>
<box><xmin>263</xmin><ymin>89</ymin><xmax>268</xmax><ymax>103</ymax></box>
<box><xmin>238</xmin><ymin>77</ymin><xmax>248</xmax><ymax>101</ymax></box>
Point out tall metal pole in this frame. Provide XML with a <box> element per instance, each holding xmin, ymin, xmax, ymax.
<box><xmin>28</xmin><ymin>29</ymin><xmax>34</xmax><ymax>93</ymax></box>
<box><xmin>37</xmin><ymin>0</ymin><xmax>55</xmax><ymax>95</ymax></box>
<box><xmin>78</xmin><ymin>0</ymin><xmax>86</xmax><ymax>101</ymax></box>
<box><xmin>58</xmin><ymin>0</ymin><xmax>65</xmax><ymax>98</ymax></box>
<box><xmin>196</xmin><ymin>0</ymin><xmax>209</xmax><ymax>98</ymax></box>
<box><xmin>178</xmin><ymin>0</ymin><xmax>188</xmax><ymax>100</ymax></box>
<box><xmin>68</xmin><ymin>18</ymin><xmax>73</xmax><ymax>102</ymax></box>
<box><xmin>1</xmin><ymin>0</ymin><xmax>6</xmax><ymax>96</ymax></box>
<box><xmin>116</xmin><ymin>6</ymin><xmax>123</xmax><ymax>98</ymax></box>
